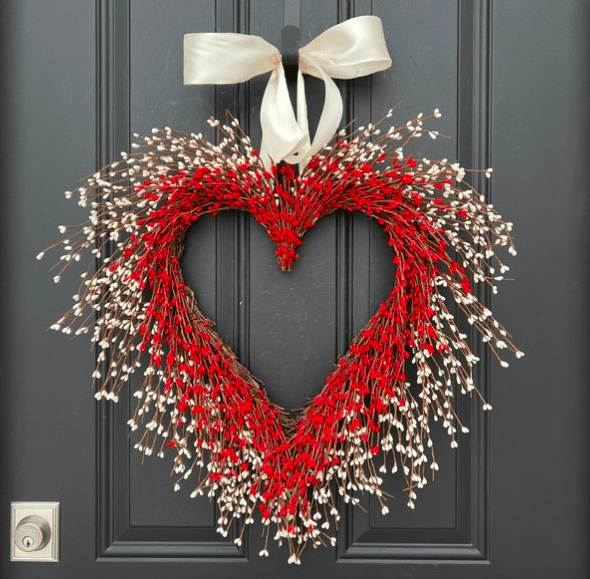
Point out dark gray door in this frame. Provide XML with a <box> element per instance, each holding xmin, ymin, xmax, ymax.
<box><xmin>1</xmin><ymin>1</ymin><xmax>589</xmax><ymax>578</ymax></box>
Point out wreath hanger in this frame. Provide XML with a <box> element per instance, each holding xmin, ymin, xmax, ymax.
<box><xmin>282</xmin><ymin>0</ymin><xmax>301</xmax><ymax>83</ymax></box>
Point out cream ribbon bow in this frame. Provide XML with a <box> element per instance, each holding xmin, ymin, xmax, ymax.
<box><xmin>184</xmin><ymin>16</ymin><xmax>392</xmax><ymax>169</ymax></box>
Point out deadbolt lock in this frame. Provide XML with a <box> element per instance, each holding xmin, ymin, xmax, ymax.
<box><xmin>10</xmin><ymin>502</ymin><xmax>59</xmax><ymax>562</ymax></box>
<box><xmin>14</xmin><ymin>515</ymin><xmax>51</xmax><ymax>551</ymax></box>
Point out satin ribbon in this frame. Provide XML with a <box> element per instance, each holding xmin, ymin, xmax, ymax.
<box><xmin>184</xmin><ymin>16</ymin><xmax>392</xmax><ymax>168</ymax></box>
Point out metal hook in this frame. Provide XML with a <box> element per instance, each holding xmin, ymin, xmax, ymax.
<box><xmin>282</xmin><ymin>0</ymin><xmax>300</xmax><ymax>83</ymax></box>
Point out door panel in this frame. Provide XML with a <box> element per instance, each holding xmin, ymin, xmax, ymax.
<box><xmin>1</xmin><ymin>1</ymin><xmax>588</xmax><ymax>577</ymax></box>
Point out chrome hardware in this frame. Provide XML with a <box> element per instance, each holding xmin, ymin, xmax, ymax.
<box><xmin>10</xmin><ymin>502</ymin><xmax>59</xmax><ymax>562</ymax></box>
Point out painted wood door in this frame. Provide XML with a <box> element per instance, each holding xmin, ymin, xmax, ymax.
<box><xmin>1</xmin><ymin>1</ymin><xmax>588</xmax><ymax>578</ymax></box>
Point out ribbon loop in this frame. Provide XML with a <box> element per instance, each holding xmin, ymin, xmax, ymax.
<box><xmin>184</xmin><ymin>16</ymin><xmax>392</xmax><ymax>169</ymax></box>
<box><xmin>299</xmin><ymin>16</ymin><xmax>392</xmax><ymax>80</ymax></box>
<box><xmin>183</xmin><ymin>33</ymin><xmax>277</xmax><ymax>84</ymax></box>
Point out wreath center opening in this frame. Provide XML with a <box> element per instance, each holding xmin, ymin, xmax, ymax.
<box><xmin>181</xmin><ymin>211</ymin><xmax>394</xmax><ymax>415</ymax></box>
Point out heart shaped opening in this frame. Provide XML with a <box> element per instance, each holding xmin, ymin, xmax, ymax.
<box><xmin>181</xmin><ymin>210</ymin><xmax>395</xmax><ymax>414</ymax></box>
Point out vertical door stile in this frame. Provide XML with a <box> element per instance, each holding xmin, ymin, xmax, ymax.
<box><xmin>95</xmin><ymin>0</ymin><xmax>131</xmax><ymax>559</ymax></box>
<box><xmin>214</xmin><ymin>0</ymin><xmax>252</xmax><ymax>368</ymax></box>
<box><xmin>458</xmin><ymin>0</ymin><xmax>494</xmax><ymax>558</ymax></box>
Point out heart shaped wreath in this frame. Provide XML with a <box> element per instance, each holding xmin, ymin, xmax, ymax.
<box><xmin>40</xmin><ymin>109</ymin><xmax>521</xmax><ymax>563</ymax></box>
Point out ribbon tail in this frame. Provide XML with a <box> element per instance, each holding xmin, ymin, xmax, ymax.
<box><xmin>296</xmin><ymin>71</ymin><xmax>310</xmax><ymax>172</ymax></box>
<box><xmin>260</xmin><ymin>65</ymin><xmax>308</xmax><ymax>169</ymax></box>
<box><xmin>282</xmin><ymin>69</ymin><xmax>310</xmax><ymax>167</ymax></box>
<box><xmin>299</xmin><ymin>55</ymin><xmax>343</xmax><ymax>166</ymax></box>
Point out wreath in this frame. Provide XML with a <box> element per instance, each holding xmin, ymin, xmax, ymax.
<box><xmin>40</xmin><ymin>109</ymin><xmax>521</xmax><ymax>563</ymax></box>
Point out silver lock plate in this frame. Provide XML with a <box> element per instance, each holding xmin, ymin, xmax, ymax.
<box><xmin>11</xmin><ymin>502</ymin><xmax>59</xmax><ymax>562</ymax></box>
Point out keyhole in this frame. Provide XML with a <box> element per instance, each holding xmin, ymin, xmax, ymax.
<box><xmin>22</xmin><ymin>536</ymin><xmax>34</xmax><ymax>548</ymax></box>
